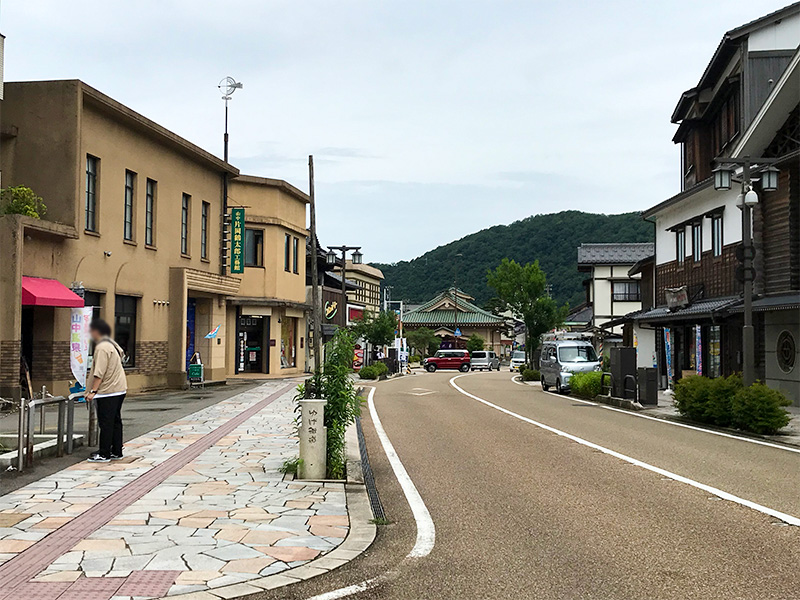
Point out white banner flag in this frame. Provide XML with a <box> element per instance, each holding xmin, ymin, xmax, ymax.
<box><xmin>70</xmin><ymin>307</ymin><xmax>93</xmax><ymax>387</ymax></box>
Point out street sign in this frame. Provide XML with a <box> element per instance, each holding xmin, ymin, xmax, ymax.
<box><xmin>230</xmin><ymin>208</ymin><xmax>245</xmax><ymax>274</ymax></box>
<box><xmin>454</xmin><ymin>327</ymin><xmax>462</xmax><ymax>337</ymax></box>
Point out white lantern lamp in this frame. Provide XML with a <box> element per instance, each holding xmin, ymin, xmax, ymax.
<box><xmin>761</xmin><ymin>166</ymin><xmax>779</xmax><ymax>192</ymax></box>
<box><xmin>713</xmin><ymin>165</ymin><xmax>733</xmax><ymax>191</ymax></box>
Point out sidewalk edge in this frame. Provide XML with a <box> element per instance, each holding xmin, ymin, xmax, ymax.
<box><xmin>163</xmin><ymin>482</ymin><xmax>377</xmax><ymax>600</ymax></box>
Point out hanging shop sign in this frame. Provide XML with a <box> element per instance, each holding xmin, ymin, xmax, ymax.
<box><xmin>230</xmin><ymin>208</ymin><xmax>245</xmax><ymax>274</ymax></box>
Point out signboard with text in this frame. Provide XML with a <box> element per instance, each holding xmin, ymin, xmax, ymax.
<box><xmin>230</xmin><ymin>208</ymin><xmax>245</xmax><ymax>274</ymax></box>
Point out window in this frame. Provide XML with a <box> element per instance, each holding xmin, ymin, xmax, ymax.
<box><xmin>292</xmin><ymin>236</ymin><xmax>299</xmax><ymax>274</ymax></box>
<box><xmin>558</xmin><ymin>346</ymin><xmax>598</xmax><ymax>363</ymax></box>
<box><xmin>692</xmin><ymin>221</ymin><xmax>702</xmax><ymax>262</ymax></box>
<box><xmin>284</xmin><ymin>234</ymin><xmax>291</xmax><ymax>272</ymax></box>
<box><xmin>711</xmin><ymin>214</ymin><xmax>723</xmax><ymax>257</ymax></box>
<box><xmin>612</xmin><ymin>281</ymin><xmax>641</xmax><ymax>302</ymax></box>
<box><xmin>145</xmin><ymin>179</ymin><xmax>156</xmax><ymax>247</ymax></box>
<box><xmin>281</xmin><ymin>317</ymin><xmax>297</xmax><ymax>368</ymax></box>
<box><xmin>181</xmin><ymin>194</ymin><xmax>190</xmax><ymax>255</ymax></box>
<box><xmin>676</xmin><ymin>229</ymin><xmax>686</xmax><ymax>264</ymax></box>
<box><xmin>114</xmin><ymin>295</ymin><xmax>137</xmax><ymax>367</ymax></box>
<box><xmin>123</xmin><ymin>170</ymin><xmax>136</xmax><ymax>241</ymax></box>
<box><xmin>712</xmin><ymin>93</ymin><xmax>740</xmax><ymax>155</ymax></box>
<box><xmin>83</xmin><ymin>291</ymin><xmax>103</xmax><ymax>355</ymax></box>
<box><xmin>244</xmin><ymin>228</ymin><xmax>263</xmax><ymax>267</ymax></box>
<box><xmin>201</xmin><ymin>202</ymin><xmax>210</xmax><ymax>259</ymax></box>
<box><xmin>85</xmin><ymin>155</ymin><xmax>98</xmax><ymax>232</ymax></box>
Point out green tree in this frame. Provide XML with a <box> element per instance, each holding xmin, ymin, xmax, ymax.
<box><xmin>487</xmin><ymin>258</ymin><xmax>567</xmax><ymax>367</ymax></box>
<box><xmin>466</xmin><ymin>334</ymin><xmax>485</xmax><ymax>353</ymax></box>
<box><xmin>0</xmin><ymin>186</ymin><xmax>47</xmax><ymax>219</ymax></box>
<box><xmin>350</xmin><ymin>310</ymin><xmax>397</xmax><ymax>348</ymax></box>
<box><xmin>407</xmin><ymin>327</ymin><xmax>439</xmax><ymax>358</ymax></box>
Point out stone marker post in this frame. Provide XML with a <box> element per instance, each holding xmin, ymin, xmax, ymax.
<box><xmin>299</xmin><ymin>399</ymin><xmax>327</xmax><ymax>479</ymax></box>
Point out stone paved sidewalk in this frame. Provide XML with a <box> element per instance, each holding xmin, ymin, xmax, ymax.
<box><xmin>0</xmin><ymin>380</ymin><xmax>351</xmax><ymax>599</ymax></box>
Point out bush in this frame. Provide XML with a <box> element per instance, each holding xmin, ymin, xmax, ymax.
<box><xmin>521</xmin><ymin>368</ymin><xmax>540</xmax><ymax>382</ymax></box>
<box><xmin>731</xmin><ymin>383</ymin><xmax>790</xmax><ymax>434</ymax></box>
<box><xmin>674</xmin><ymin>375</ymin><xmax>789</xmax><ymax>434</ymax></box>
<box><xmin>409</xmin><ymin>354</ymin><xmax>422</xmax><ymax>364</ymax></box>
<box><xmin>466</xmin><ymin>334</ymin><xmax>485</xmax><ymax>352</ymax></box>
<box><xmin>374</xmin><ymin>361</ymin><xmax>389</xmax><ymax>376</ymax></box>
<box><xmin>358</xmin><ymin>365</ymin><xmax>379</xmax><ymax>380</ymax></box>
<box><xmin>1</xmin><ymin>185</ymin><xmax>47</xmax><ymax>219</ymax></box>
<box><xmin>570</xmin><ymin>371</ymin><xmax>603</xmax><ymax>399</ymax></box>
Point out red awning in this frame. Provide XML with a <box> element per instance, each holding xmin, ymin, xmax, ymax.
<box><xmin>21</xmin><ymin>276</ymin><xmax>84</xmax><ymax>308</ymax></box>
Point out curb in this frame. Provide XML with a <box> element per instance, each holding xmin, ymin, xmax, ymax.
<box><xmin>162</xmin><ymin>422</ymin><xmax>377</xmax><ymax>599</ymax></box>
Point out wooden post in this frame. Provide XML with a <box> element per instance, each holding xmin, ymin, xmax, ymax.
<box><xmin>309</xmin><ymin>156</ymin><xmax>322</xmax><ymax>373</ymax></box>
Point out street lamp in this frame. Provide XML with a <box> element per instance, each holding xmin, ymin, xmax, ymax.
<box><xmin>328</xmin><ymin>245</ymin><xmax>362</xmax><ymax>325</ymax></box>
<box><xmin>712</xmin><ymin>155</ymin><xmax>779</xmax><ymax>386</ymax></box>
<box><xmin>218</xmin><ymin>76</ymin><xmax>243</xmax><ymax>276</ymax></box>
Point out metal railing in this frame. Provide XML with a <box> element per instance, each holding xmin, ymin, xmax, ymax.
<box><xmin>13</xmin><ymin>387</ymin><xmax>80</xmax><ymax>472</ymax></box>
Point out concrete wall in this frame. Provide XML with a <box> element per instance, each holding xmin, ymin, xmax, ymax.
<box><xmin>764</xmin><ymin>310</ymin><xmax>800</xmax><ymax>407</ymax></box>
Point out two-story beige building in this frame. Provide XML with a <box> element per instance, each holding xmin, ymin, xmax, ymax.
<box><xmin>343</xmin><ymin>260</ymin><xmax>383</xmax><ymax>324</ymax></box>
<box><xmin>0</xmin><ymin>80</ymin><xmax>308</xmax><ymax>399</ymax></box>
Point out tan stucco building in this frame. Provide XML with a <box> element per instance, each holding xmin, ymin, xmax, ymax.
<box><xmin>0</xmin><ymin>80</ymin><xmax>308</xmax><ymax>400</ymax></box>
<box><xmin>343</xmin><ymin>260</ymin><xmax>383</xmax><ymax>323</ymax></box>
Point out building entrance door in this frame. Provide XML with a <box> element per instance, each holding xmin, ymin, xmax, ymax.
<box><xmin>237</xmin><ymin>315</ymin><xmax>269</xmax><ymax>373</ymax></box>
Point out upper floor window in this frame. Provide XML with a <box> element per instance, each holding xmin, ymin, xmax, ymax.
<box><xmin>124</xmin><ymin>170</ymin><xmax>136</xmax><ymax>241</ymax></box>
<box><xmin>181</xmin><ymin>194</ymin><xmax>191</xmax><ymax>256</ymax></box>
<box><xmin>712</xmin><ymin>93</ymin><xmax>739</xmax><ymax>156</ymax></box>
<box><xmin>284</xmin><ymin>234</ymin><xmax>291</xmax><ymax>272</ymax></box>
<box><xmin>201</xmin><ymin>202</ymin><xmax>210</xmax><ymax>260</ymax></box>
<box><xmin>676</xmin><ymin>229</ymin><xmax>686</xmax><ymax>265</ymax></box>
<box><xmin>692</xmin><ymin>221</ymin><xmax>702</xmax><ymax>262</ymax></box>
<box><xmin>114</xmin><ymin>295</ymin><xmax>137</xmax><ymax>368</ymax></box>
<box><xmin>711</xmin><ymin>214</ymin><xmax>723</xmax><ymax>257</ymax></box>
<box><xmin>292</xmin><ymin>236</ymin><xmax>299</xmax><ymax>274</ymax></box>
<box><xmin>244</xmin><ymin>228</ymin><xmax>263</xmax><ymax>267</ymax></box>
<box><xmin>85</xmin><ymin>155</ymin><xmax>99</xmax><ymax>232</ymax></box>
<box><xmin>612</xmin><ymin>281</ymin><xmax>641</xmax><ymax>302</ymax></box>
<box><xmin>145</xmin><ymin>179</ymin><xmax>156</xmax><ymax>247</ymax></box>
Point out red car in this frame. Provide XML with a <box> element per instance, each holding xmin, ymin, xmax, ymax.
<box><xmin>423</xmin><ymin>350</ymin><xmax>471</xmax><ymax>372</ymax></box>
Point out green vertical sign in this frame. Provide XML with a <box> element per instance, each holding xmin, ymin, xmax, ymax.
<box><xmin>230</xmin><ymin>208</ymin><xmax>245</xmax><ymax>274</ymax></box>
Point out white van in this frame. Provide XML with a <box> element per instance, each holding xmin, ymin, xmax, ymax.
<box><xmin>539</xmin><ymin>340</ymin><xmax>601</xmax><ymax>393</ymax></box>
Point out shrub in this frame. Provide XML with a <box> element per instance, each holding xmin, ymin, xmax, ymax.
<box><xmin>731</xmin><ymin>383</ymin><xmax>790</xmax><ymax>434</ymax></box>
<box><xmin>570</xmin><ymin>371</ymin><xmax>603</xmax><ymax>399</ymax></box>
<box><xmin>521</xmin><ymin>368</ymin><xmax>540</xmax><ymax>382</ymax></box>
<box><xmin>358</xmin><ymin>365</ymin><xmax>379</xmax><ymax>380</ymax></box>
<box><xmin>1</xmin><ymin>185</ymin><xmax>47</xmax><ymax>219</ymax></box>
<box><xmin>466</xmin><ymin>334</ymin><xmax>485</xmax><ymax>353</ymax></box>
<box><xmin>409</xmin><ymin>354</ymin><xmax>422</xmax><ymax>364</ymax></box>
<box><xmin>674</xmin><ymin>375</ymin><xmax>717</xmax><ymax>423</ymax></box>
<box><xmin>374</xmin><ymin>361</ymin><xmax>389</xmax><ymax>376</ymax></box>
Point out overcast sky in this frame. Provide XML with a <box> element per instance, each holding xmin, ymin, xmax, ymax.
<box><xmin>1</xmin><ymin>1</ymin><xmax>786</xmax><ymax>262</ymax></box>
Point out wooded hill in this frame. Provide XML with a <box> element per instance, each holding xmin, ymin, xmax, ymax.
<box><xmin>373</xmin><ymin>210</ymin><xmax>653</xmax><ymax>309</ymax></box>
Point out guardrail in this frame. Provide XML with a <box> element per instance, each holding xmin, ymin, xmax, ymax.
<box><xmin>13</xmin><ymin>389</ymin><xmax>81</xmax><ymax>472</ymax></box>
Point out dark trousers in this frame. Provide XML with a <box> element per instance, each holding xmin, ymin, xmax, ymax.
<box><xmin>96</xmin><ymin>393</ymin><xmax>125</xmax><ymax>458</ymax></box>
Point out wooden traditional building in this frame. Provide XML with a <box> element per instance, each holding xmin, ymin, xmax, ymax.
<box><xmin>630</xmin><ymin>6</ymin><xmax>800</xmax><ymax>404</ymax></box>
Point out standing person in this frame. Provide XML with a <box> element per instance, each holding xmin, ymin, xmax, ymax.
<box><xmin>85</xmin><ymin>319</ymin><xmax>127</xmax><ymax>463</ymax></box>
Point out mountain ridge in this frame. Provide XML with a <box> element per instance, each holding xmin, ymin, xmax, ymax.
<box><xmin>372</xmin><ymin>210</ymin><xmax>654</xmax><ymax>308</ymax></box>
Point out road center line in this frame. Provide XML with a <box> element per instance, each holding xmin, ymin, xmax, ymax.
<box><xmin>452</xmin><ymin>374</ymin><xmax>800</xmax><ymax>527</ymax></box>
<box><xmin>514</xmin><ymin>375</ymin><xmax>800</xmax><ymax>455</ymax></box>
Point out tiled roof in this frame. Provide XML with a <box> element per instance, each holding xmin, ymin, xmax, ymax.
<box><xmin>565</xmin><ymin>304</ymin><xmax>593</xmax><ymax>324</ymax></box>
<box><xmin>404</xmin><ymin>288</ymin><xmax>504</xmax><ymax>326</ymax></box>
<box><xmin>577</xmin><ymin>243</ymin><xmax>655</xmax><ymax>265</ymax></box>
<box><xmin>635</xmin><ymin>297</ymin><xmax>740</xmax><ymax>322</ymax></box>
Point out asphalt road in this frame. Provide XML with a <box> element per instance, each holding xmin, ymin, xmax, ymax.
<box><xmin>260</xmin><ymin>369</ymin><xmax>800</xmax><ymax>600</ymax></box>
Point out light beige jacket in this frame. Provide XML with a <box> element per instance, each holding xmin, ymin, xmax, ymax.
<box><xmin>91</xmin><ymin>337</ymin><xmax>128</xmax><ymax>397</ymax></box>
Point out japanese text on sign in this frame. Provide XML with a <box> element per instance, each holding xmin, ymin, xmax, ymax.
<box><xmin>230</xmin><ymin>207</ymin><xmax>245</xmax><ymax>274</ymax></box>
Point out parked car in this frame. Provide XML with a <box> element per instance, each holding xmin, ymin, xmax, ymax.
<box><xmin>539</xmin><ymin>340</ymin><xmax>601</xmax><ymax>393</ymax></box>
<box><xmin>470</xmin><ymin>350</ymin><xmax>500</xmax><ymax>371</ymax></box>
<box><xmin>423</xmin><ymin>349</ymin><xmax>471</xmax><ymax>372</ymax></box>
<box><xmin>509</xmin><ymin>350</ymin><xmax>526</xmax><ymax>372</ymax></box>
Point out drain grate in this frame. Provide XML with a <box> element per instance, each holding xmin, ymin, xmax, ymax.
<box><xmin>356</xmin><ymin>416</ymin><xmax>386</xmax><ymax>521</ymax></box>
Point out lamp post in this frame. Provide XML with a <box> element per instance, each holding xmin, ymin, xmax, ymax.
<box><xmin>713</xmin><ymin>155</ymin><xmax>779</xmax><ymax>386</ymax></box>
<box><xmin>218</xmin><ymin>76</ymin><xmax>243</xmax><ymax>276</ymax></box>
<box><xmin>327</xmin><ymin>246</ymin><xmax>362</xmax><ymax>326</ymax></box>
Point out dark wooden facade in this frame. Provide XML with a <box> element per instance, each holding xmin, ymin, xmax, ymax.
<box><xmin>656</xmin><ymin>243</ymin><xmax>742</xmax><ymax>306</ymax></box>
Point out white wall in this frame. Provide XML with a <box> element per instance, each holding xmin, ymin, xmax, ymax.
<box><xmin>748</xmin><ymin>12</ymin><xmax>800</xmax><ymax>52</ymax></box>
<box><xmin>654</xmin><ymin>186</ymin><xmax>742</xmax><ymax>265</ymax></box>
<box><xmin>634</xmin><ymin>325</ymin><xmax>657</xmax><ymax>369</ymax></box>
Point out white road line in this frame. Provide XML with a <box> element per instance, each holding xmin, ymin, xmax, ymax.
<box><xmin>534</xmin><ymin>384</ymin><xmax>800</xmax><ymax>455</ymax></box>
<box><xmin>304</xmin><ymin>386</ymin><xmax>436</xmax><ymax>600</ymax></box>
<box><xmin>451</xmin><ymin>374</ymin><xmax>800</xmax><ymax>527</ymax></box>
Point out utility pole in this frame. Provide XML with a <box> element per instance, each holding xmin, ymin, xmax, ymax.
<box><xmin>309</xmin><ymin>156</ymin><xmax>322</xmax><ymax>374</ymax></box>
<box><xmin>453</xmin><ymin>253</ymin><xmax>462</xmax><ymax>348</ymax></box>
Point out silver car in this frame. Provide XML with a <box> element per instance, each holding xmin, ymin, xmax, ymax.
<box><xmin>470</xmin><ymin>350</ymin><xmax>500</xmax><ymax>371</ymax></box>
<box><xmin>539</xmin><ymin>341</ymin><xmax>601</xmax><ymax>393</ymax></box>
